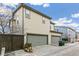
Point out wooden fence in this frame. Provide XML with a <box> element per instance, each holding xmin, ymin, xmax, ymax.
<box><xmin>0</xmin><ymin>34</ymin><xmax>24</xmax><ymax>54</ymax></box>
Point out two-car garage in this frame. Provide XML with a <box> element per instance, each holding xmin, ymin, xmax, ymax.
<box><xmin>27</xmin><ymin>34</ymin><xmax>48</xmax><ymax>46</ymax></box>
<box><xmin>26</xmin><ymin>32</ymin><xmax>62</xmax><ymax>46</ymax></box>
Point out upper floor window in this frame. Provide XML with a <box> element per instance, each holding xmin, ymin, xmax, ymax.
<box><xmin>56</xmin><ymin>29</ymin><xmax>59</xmax><ymax>32</ymax></box>
<box><xmin>42</xmin><ymin>17</ymin><xmax>45</xmax><ymax>24</ymax></box>
<box><xmin>12</xmin><ymin>20</ymin><xmax>16</xmax><ymax>25</ymax></box>
<box><xmin>25</xmin><ymin>9</ymin><xmax>30</xmax><ymax>18</ymax></box>
<box><xmin>14</xmin><ymin>14</ymin><xmax>19</xmax><ymax>20</ymax></box>
<box><xmin>17</xmin><ymin>20</ymin><xmax>19</xmax><ymax>25</ymax></box>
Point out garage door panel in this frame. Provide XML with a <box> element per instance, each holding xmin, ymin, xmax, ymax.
<box><xmin>27</xmin><ymin>34</ymin><xmax>48</xmax><ymax>46</ymax></box>
<box><xmin>51</xmin><ymin>36</ymin><xmax>60</xmax><ymax>46</ymax></box>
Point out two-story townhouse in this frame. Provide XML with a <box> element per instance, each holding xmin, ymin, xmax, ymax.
<box><xmin>55</xmin><ymin>26</ymin><xmax>76</xmax><ymax>43</ymax></box>
<box><xmin>50</xmin><ymin>20</ymin><xmax>62</xmax><ymax>46</ymax></box>
<box><xmin>76</xmin><ymin>32</ymin><xmax>79</xmax><ymax>42</ymax></box>
<box><xmin>67</xmin><ymin>28</ymin><xmax>76</xmax><ymax>42</ymax></box>
<box><xmin>11</xmin><ymin>3</ymin><xmax>62</xmax><ymax>46</ymax></box>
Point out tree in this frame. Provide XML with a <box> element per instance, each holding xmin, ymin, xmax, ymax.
<box><xmin>0</xmin><ymin>15</ymin><xmax>11</xmax><ymax>34</ymax></box>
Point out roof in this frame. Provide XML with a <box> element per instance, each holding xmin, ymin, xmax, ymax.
<box><xmin>13</xmin><ymin>3</ymin><xmax>52</xmax><ymax>19</ymax></box>
<box><xmin>55</xmin><ymin>26</ymin><xmax>76</xmax><ymax>32</ymax></box>
<box><xmin>50</xmin><ymin>20</ymin><xmax>55</xmax><ymax>25</ymax></box>
<box><xmin>50</xmin><ymin>30</ymin><xmax>62</xmax><ymax>34</ymax></box>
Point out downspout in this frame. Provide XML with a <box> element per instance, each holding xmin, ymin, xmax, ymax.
<box><xmin>22</xmin><ymin>5</ymin><xmax>27</xmax><ymax>45</ymax></box>
<box><xmin>22</xmin><ymin>7</ymin><xmax>24</xmax><ymax>35</ymax></box>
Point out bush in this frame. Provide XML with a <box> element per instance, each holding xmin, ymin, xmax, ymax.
<box><xmin>62</xmin><ymin>38</ymin><xmax>68</xmax><ymax>43</ymax></box>
<box><xmin>24</xmin><ymin>43</ymin><xmax>33</xmax><ymax>53</ymax></box>
<box><xmin>62</xmin><ymin>38</ymin><xmax>68</xmax><ymax>41</ymax></box>
<box><xmin>59</xmin><ymin>41</ymin><xmax>65</xmax><ymax>46</ymax></box>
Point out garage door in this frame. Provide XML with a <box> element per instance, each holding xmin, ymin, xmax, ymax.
<box><xmin>51</xmin><ymin>36</ymin><xmax>60</xmax><ymax>46</ymax></box>
<box><xmin>27</xmin><ymin>34</ymin><xmax>48</xmax><ymax>46</ymax></box>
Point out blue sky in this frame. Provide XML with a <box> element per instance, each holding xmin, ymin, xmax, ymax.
<box><xmin>1</xmin><ymin>3</ymin><xmax>79</xmax><ymax>32</ymax></box>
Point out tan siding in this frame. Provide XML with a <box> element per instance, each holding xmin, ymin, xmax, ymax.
<box><xmin>13</xmin><ymin>7</ymin><xmax>23</xmax><ymax>34</ymax></box>
<box><xmin>77</xmin><ymin>33</ymin><xmax>79</xmax><ymax>41</ymax></box>
<box><xmin>50</xmin><ymin>23</ymin><xmax>54</xmax><ymax>31</ymax></box>
<box><xmin>51</xmin><ymin>32</ymin><xmax>62</xmax><ymax>36</ymax></box>
<box><xmin>24</xmin><ymin>8</ymin><xmax>50</xmax><ymax>35</ymax></box>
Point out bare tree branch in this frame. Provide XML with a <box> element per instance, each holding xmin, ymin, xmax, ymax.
<box><xmin>0</xmin><ymin>15</ymin><xmax>12</xmax><ymax>34</ymax></box>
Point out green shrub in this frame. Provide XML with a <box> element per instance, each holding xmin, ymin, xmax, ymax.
<box><xmin>62</xmin><ymin>38</ymin><xmax>68</xmax><ymax>41</ymax></box>
<box><xmin>59</xmin><ymin>41</ymin><xmax>65</xmax><ymax>46</ymax></box>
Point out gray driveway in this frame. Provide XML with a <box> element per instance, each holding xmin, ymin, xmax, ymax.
<box><xmin>52</xmin><ymin>43</ymin><xmax>79</xmax><ymax>56</ymax></box>
<box><xmin>4</xmin><ymin>42</ymin><xmax>79</xmax><ymax>56</ymax></box>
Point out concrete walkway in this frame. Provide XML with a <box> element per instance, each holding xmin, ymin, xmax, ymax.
<box><xmin>4</xmin><ymin>42</ymin><xmax>78</xmax><ymax>56</ymax></box>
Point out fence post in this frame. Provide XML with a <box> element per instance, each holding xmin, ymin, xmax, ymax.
<box><xmin>24</xmin><ymin>35</ymin><xmax>26</xmax><ymax>45</ymax></box>
<box><xmin>1</xmin><ymin>47</ymin><xmax>5</xmax><ymax>56</ymax></box>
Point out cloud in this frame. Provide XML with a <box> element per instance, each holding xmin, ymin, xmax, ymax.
<box><xmin>71</xmin><ymin>13</ymin><xmax>79</xmax><ymax>18</ymax></box>
<box><xmin>43</xmin><ymin>3</ymin><xmax>50</xmax><ymax>7</ymax></box>
<box><xmin>29</xmin><ymin>3</ymin><xmax>50</xmax><ymax>8</ymax></box>
<box><xmin>0</xmin><ymin>3</ymin><xmax>19</xmax><ymax>19</ymax></box>
<box><xmin>76</xmin><ymin>27</ymin><xmax>79</xmax><ymax>32</ymax></box>
<box><xmin>67</xmin><ymin>23</ymin><xmax>79</xmax><ymax>27</ymax></box>
<box><xmin>53</xmin><ymin>17</ymin><xmax>72</xmax><ymax>25</ymax></box>
<box><xmin>3</xmin><ymin>3</ymin><xmax>19</xmax><ymax>8</ymax></box>
<box><xmin>0</xmin><ymin>3</ymin><xmax>19</xmax><ymax>11</ymax></box>
<box><xmin>53</xmin><ymin>17</ymin><xmax>79</xmax><ymax>31</ymax></box>
<box><xmin>29</xmin><ymin>3</ymin><xmax>43</xmax><ymax>5</ymax></box>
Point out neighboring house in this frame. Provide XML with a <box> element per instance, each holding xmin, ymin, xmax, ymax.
<box><xmin>10</xmin><ymin>3</ymin><xmax>62</xmax><ymax>46</ymax></box>
<box><xmin>50</xmin><ymin>20</ymin><xmax>62</xmax><ymax>46</ymax></box>
<box><xmin>55</xmin><ymin>26</ymin><xmax>76</xmax><ymax>43</ymax></box>
<box><xmin>76</xmin><ymin>32</ymin><xmax>79</xmax><ymax>41</ymax></box>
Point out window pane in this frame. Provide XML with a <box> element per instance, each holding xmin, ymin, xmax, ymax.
<box><xmin>25</xmin><ymin>9</ymin><xmax>30</xmax><ymax>15</ymax></box>
<box><xmin>25</xmin><ymin>9</ymin><xmax>30</xmax><ymax>18</ymax></box>
<box><xmin>42</xmin><ymin>17</ymin><xmax>45</xmax><ymax>24</ymax></box>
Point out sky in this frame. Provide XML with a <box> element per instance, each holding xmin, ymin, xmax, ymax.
<box><xmin>0</xmin><ymin>3</ymin><xmax>79</xmax><ymax>32</ymax></box>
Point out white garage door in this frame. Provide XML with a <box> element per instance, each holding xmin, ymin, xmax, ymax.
<box><xmin>51</xmin><ymin>36</ymin><xmax>60</xmax><ymax>46</ymax></box>
<box><xmin>27</xmin><ymin>34</ymin><xmax>48</xmax><ymax>46</ymax></box>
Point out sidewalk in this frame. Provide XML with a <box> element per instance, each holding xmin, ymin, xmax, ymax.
<box><xmin>5</xmin><ymin>42</ymin><xmax>79</xmax><ymax>56</ymax></box>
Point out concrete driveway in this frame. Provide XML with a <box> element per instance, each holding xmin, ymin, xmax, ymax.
<box><xmin>4</xmin><ymin>42</ymin><xmax>79</xmax><ymax>56</ymax></box>
<box><xmin>52</xmin><ymin>43</ymin><xmax>79</xmax><ymax>56</ymax></box>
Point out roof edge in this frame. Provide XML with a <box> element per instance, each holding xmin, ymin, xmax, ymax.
<box><xmin>13</xmin><ymin>3</ymin><xmax>52</xmax><ymax>19</ymax></box>
<box><xmin>55</xmin><ymin>26</ymin><xmax>76</xmax><ymax>32</ymax></box>
<box><xmin>50</xmin><ymin>30</ymin><xmax>62</xmax><ymax>34</ymax></box>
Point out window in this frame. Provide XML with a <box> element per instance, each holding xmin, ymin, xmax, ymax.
<box><xmin>50</xmin><ymin>25</ymin><xmax>51</xmax><ymax>30</ymax></box>
<box><xmin>17</xmin><ymin>20</ymin><xmax>19</xmax><ymax>24</ymax></box>
<box><xmin>42</xmin><ymin>17</ymin><xmax>45</xmax><ymax>24</ymax></box>
<box><xmin>14</xmin><ymin>14</ymin><xmax>19</xmax><ymax>20</ymax></box>
<box><xmin>14</xmin><ymin>15</ymin><xmax>17</xmax><ymax>20</ymax></box>
<box><xmin>12</xmin><ymin>20</ymin><xmax>16</xmax><ymax>25</ymax></box>
<box><xmin>25</xmin><ymin>9</ymin><xmax>30</xmax><ymax>18</ymax></box>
